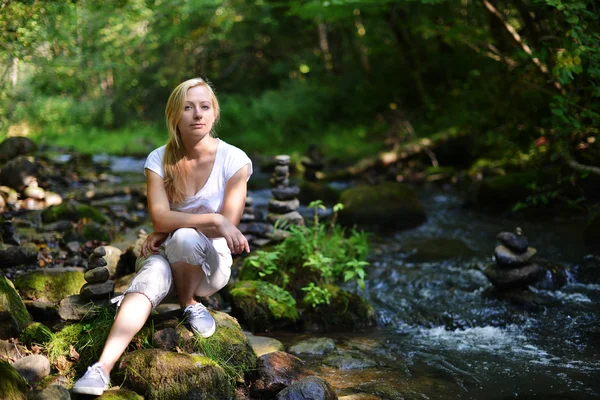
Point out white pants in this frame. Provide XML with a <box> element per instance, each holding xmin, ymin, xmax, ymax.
<box><xmin>122</xmin><ymin>228</ymin><xmax>232</xmax><ymax>309</ymax></box>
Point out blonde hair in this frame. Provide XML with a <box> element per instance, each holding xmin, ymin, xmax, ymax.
<box><xmin>163</xmin><ymin>77</ymin><xmax>220</xmax><ymax>205</ymax></box>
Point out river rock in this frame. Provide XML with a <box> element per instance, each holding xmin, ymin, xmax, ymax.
<box><xmin>0</xmin><ymin>276</ymin><xmax>32</xmax><ymax>338</ymax></box>
<box><xmin>484</xmin><ymin>263</ymin><xmax>546</xmax><ymax>289</ymax></box>
<box><xmin>267</xmin><ymin>211</ymin><xmax>305</xmax><ymax>226</ymax></box>
<box><xmin>58</xmin><ymin>294</ymin><xmax>108</xmax><ymax>321</ymax></box>
<box><xmin>0</xmin><ymin>360</ymin><xmax>27</xmax><ymax>399</ymax></box>
<box><xmin>496</xmin><ymin>231</ymin><xmax>529</xmax><ymax>254</ymax></box>
<box><xmin>0</xmin><ymin>156</ymin><xmax>37</xmax><ymax>192</ymax></box>
<box><xmin>116</xmin><ymin>349</ymin><xmax>234</xmax><ymax>399</ymax></box>
<box><xmin>84</xmin><ymin>266</ymin><xmax>110</xmax><ymax>283</ymax></box>
<box><xmin>238</xmin><ymin>222</ymin><xmax>274</xmax><ymax>237</ymax></box>
<box><xmin>23</xmin><ymin>185</ymin><xmax>45</xmax><ymax>200</ymax></box>
<box><xmin>244</xmin><ymin>331</ymin><xmax>285</xmax><ymax>357</ymax></box>
<box><xmin>268</xmin><ymin>198</ymin><xmax>300</xmax><ymax>213</ymax></box>
<box><xmin>275</xmin><ymin>155</ymin><xmax>291</xmax><ymax>165</ymax></box>
<box><xmin>276</xmin><ymin>376</ymin><xmax>338</xmax><ymax>400</ymax></box>
<box><xmin>494</xmin><ymin>245</ymin><xmax>537</xmax><ymax>267</ymax></box>
<box><xmin>0</xmin><ymin>136</ymin><xmax>36</xmax><ymax>163</ymax></box>
<box><xmin>289</xmin><ymin>337</ymin><xmax>336</xmax><ymax>356</ymax></box>
<box><xmin>250</xmin><ymin>351</ymin><xmax>314</xmax><ymax>399</ymax></box>
<box><xmin>26</xmin><ymin>385</ymin><xmax>71</xmax><ymax>400</ymax></box>
<box><xmin>272</xmin><ymin>186</ymin><xmax>301</xmax><ymax>201</ymax></box>
<box><xmin>80</xmin><ymin>280</ymin><xmax>115</xmax><ymax>300</ymax></box>
<box><xmin>44</xmin><ymin>191</ymin><xmax>63</xmax><ymax>207</ymax></box>
<box><xmin>11</xmin><ymin>354</ymin><xmax>50</xmax><ymax>383</ymax></box>
<box><xmin>0</xmin><ymin>242</ymin><xmax>38</xmax><ymax>268</ymax></box>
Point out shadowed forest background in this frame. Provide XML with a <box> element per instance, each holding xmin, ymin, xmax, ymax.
<box><xmin>1</xmin><ymin>0</ymin><xmax>599</xmax><ymax>213</ymax></box>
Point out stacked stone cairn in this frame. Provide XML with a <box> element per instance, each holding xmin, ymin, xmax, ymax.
<box><xmin>80</xmin><ymin>247</ymin><xmax>115</xmax><ymax>301</ymax></box>
<box><xmin>484</xmin><ymin>228</ymin><xmax>546</xmax><ymax>290</ymax></box>
<box><xmin>267</xmin><ymin>155</ymin><xmax>304</xmax><ymax>227</ymax></box>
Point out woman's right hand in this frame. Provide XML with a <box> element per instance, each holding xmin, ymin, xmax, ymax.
<box><xmin>141</xmin><ymin>231</ymin><xmax>169</xmax><ymax>258</ymax></box>
<box><xmin>216</xmin><ymin>215</ymin><xmax>250</xmax><ymax>255</ymax></box>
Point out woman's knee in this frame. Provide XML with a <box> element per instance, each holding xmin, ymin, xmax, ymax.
<box><xmin>125</xmin><ymin>255</ymin><xmax>173</xmax><ymax>308</ymax></box>
<box><xmin>165</xmin><ymin>228</ymin><xmax>212</xmax><ymax>265</ymax></box>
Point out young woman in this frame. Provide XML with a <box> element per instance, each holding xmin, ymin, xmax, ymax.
<box><xmin>72</xmin><ymin>77</ymin><xmax>252</xmax><ymax>395</ymax></box>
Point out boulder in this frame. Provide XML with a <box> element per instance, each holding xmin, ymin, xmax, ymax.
<box><xmin>0</xmin><ymin>242</ymin><xmax>38</xmax><ymax>268</ymax></box>
<box><xmin>81</xmin><ymin>221</ymin><xmax>111</xmax><ymax>242</ymax></box>
<box><xmin>0</xmin><ymin>136</ymin><xmax>36</xmax><ymax>163</ymax></box>
<box><xmin>230</xmin><ymin>280</ymin><xmax>299</xmax><ymax>333</ymax></box>
<box><xmin>11</xmin><ymin>354</ymin><xmax>50</xmax><ymax>383</ymax></box>
<box><xmin>26</xmin><ymin>385</ymin><xmax>71</xmax><ymax>400</ymax></box>
<box><xmin>276</xmin><ymin>376</ymin><xmax>338</xmax><ymax>400</ymax></box>
<box><xmin>0</xmin><ymin>359</ymin><xmax>27</xmax><ymax>400</ymax></box>
<box><xmin>117</xmin><ymin>349</ymin><xmax>234</xmax><ymax>400</ymax></box>
<box><xmin>338</xmin><ymin>182</ymin><xmax>426</xmax><ymax>232</ymax></box>
<box><xmin>58</xmin><ymin>294</ymin><xmax>109</xmax><ymax>321</ymax></box>
<box><xmin>0</xmin><ymin>156</ymin><xmax>37</xmax><ymax>192</ymax></box>
<box><xmin>245</xmin><ymin>331</ymin><xmax>285</xmax><ymax>357</ymax></box>
<box><xmin>0</xmin><ymin>276</ymin><xmax>32</xmax><ymax>338</ymax></box>
<box><xmin>289</xmin><ymin>338</ymin><xmax>336</xmax><ymax>356</ymax></box>
<box><xmin>251</xmin><ymin>351</ymin><xmax>314</xmax><ymax>399</ymax></box>
<box><xmin>80</xmin><ymin>280</ymin><xmax>115</xmax><ymax>300</ymax></box>
<box><xmin>13</xmin><ymin>268</ymin><xmax>85</xmax><ymax>303</ymax></box>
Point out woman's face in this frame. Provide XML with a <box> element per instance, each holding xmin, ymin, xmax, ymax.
<box><xmin>177</xmin><ymin>85</ymin><xmax>216</xmax><ymax>141</ymax></box>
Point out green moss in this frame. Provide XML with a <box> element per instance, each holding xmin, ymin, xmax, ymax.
<box><xmin>98</xmin><ymin>389</ymin><xmax>144</xmax><ymax>400</ymax></box>
<box><xmin>305</xmin><ymin>284</ymin><xmax>376</xmax><ymax>330</ymax></box>
<box><xmin>13</xmin><ymin>269</ymin><xmax>85</xmax><ymax>303</ymax></box>
<box><xmin>20</xmin><ymin>322</ymin><xmax>54</xmax><ymax>346</ymax></box>
<box><xmin>81</xmin><ymin>222</ymin><xmax>111</xmax><ymax>242</ymax></box>
<box><xmin>42</xmin><ymin>202</ymin><xmax>107</xmax><ymax>224</ymax></box>
<box><xmin>230</xmin><ymin>280</ymin><xmax>298</xmax><ymax>332</ymax></box>
<box><xmin>179</xmin><ymin>311</ymin><xmax>256</xmax><ymax>382</ymax></box>
<box><xmin>0</xmin><ymin>360</ymin><xmax>27</xmax><ymax>400</ymax></box>
<box><xmin>118</xmin><ymin>349</ymin><xmax>234</xmax><ymax>400</ymax></box>
<box><xmin>339</xmin><ymin>182</ymin><xmax>426</xmax><ymax>231</ymax></box>
<box><xmin>0</xmin><ymin>276</ymin><xmax>32</xmax><ymax>335</ymax></box>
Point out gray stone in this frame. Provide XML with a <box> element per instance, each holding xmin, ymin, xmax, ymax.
<box><xmin>494</xmin><ymin>245</ymin><xmax>537</xmax><ymax>267</ymax></box>
<box><xmin>276</xmin><ymin>376</ymin><xmax>338</xmax><ymax>400</ymax></box>
<box><xmin>239</xmin><ymin>222</ymin><xmax>274</xmax><ymax>237</ymax></box>
<box><xmin>272</xmin><ymin>186</ymin><xmax>300</xmax><ymax>201</ymax></box>
<box><xmin>275</xmin><ymin>165</ymin><xmax>289</xmax><ymax>176</ymax></box>
<box><xmin>245</xmin><ymin>196</ymin><xmax>254</xmax><ymax>206</ymax></box>
<box><xmin>88</xmin><ymin>256</ymin><xmax>108</xmax><ymax>269</ymax></box>
<box><xmin>240</xmin><ymin>213</ymin><xmax>256</xmax><ymax>222</ymax></box>
<box><xmin>244</xmin><ymin>331</ymin><xmax>285</xmax><ymax>358</ymax></box>
<box><xmin>289</xmin><ymin>337</ymin><xmax>336</xmax><ymax>356</ymax></box>
<box><xmin>484</xmin><ymin>263</ymin><xmax>546</xmax><ymax>290</ymax></box>
<box><xmin>93</xmin><ymin>246</ymin><xmax>107</xmax><ymax>257</ymax></box>
<box><xmin>267</xmin><ymin>211</ymin><xmax>304</xmax><ymax>226</ymax></box>
<box><xmin>0</xmin><ymin>242</ymin><xmax>38</xmax><ymax>268</ymax></box>
<box><xmin>84</xmin><ymin>267</ymin><xmax>110</xmax><ymax>283</ymax></box>
<box><xmin>58</xmin><ymin>294</ymin><xmax>106</xmax><ymax>321</ymax></box>
<box><xmin>153</xmin><ymin>328</ymin><xmax>179</xmax><ymax>350</ymax></box>
<box><xmin>11</xmin><ymin>354</ymin><xmax>50</xmax><ymax>383</ymax></box>
<box><xmin>275</xmin><ymin>155</ymin><xmax>291</xmax><ymax>165</ymax></box>
<box><xmin>80</xmin><ymin>280</ymin><xmax>115</xmax><ymax>300</ymax></box>
<box><xmin>0</xmin><ymin>156</ymin><xmax>37</xmax><ymax>192</ymax></box>
<box><xmin>268</xmin><ymin>198</ymin><xmax>300</xmax><ymax>214</ymax></box>
<box><xmin>65</xmin><ymin>241</ymin><xmax>81</xmax><ymax>253</ymax></box>
<box><xmin>497</xmin><ymin>231</ymin><xmax>529</xmax><ymax>254</ymax></box>
<box><xmin>26</xmin><ymin>385</ymin><xmax>70</xmax><ymax>400</ymax></box>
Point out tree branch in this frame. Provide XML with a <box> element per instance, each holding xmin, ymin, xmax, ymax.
<box><xmin>564</xmin><ymin>154</ymin><xmax>600</xmax><ymax>176</ymax></box>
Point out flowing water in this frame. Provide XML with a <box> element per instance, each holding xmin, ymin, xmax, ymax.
<box><xmin>106</xmin><ymin>157</ymin><xmax>600</xmax><ymax>399</ymax></box>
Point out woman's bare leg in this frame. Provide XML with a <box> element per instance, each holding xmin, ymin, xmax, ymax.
<box><xmin>97</xmin><ymin>293</ymin><xmax>152</xmax><ymax>374</ymax></box>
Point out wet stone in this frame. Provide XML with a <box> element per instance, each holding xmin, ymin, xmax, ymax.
<box><xmin>497</xmin><ymin>232</ymin><xmax>529</xmax><ymax>254</ymax></box>
<box><xmin>289</xmin><ymin>337</ymin><xmax>336</xmax><ymax>355</ymax></box>
<box><xmin>84</xmin><ymin>266</ymin><xmax>110</xmax><ymax>283</ymax></box>
<box><xmin>87</xmin><ymin>255</ymin><xmax>108</xmax><ymax>269</ymax></box>
<box><xmin>11</xmin><ymin>354</ymin><xmax>50</xmax><ymax>383</ymax></box>
<box><xmin>267</xmin><ymin>211</ymin><xmax>304</xmax><ymax>226</ymax></box>
<box><xmin>494</xmin><ymin>245</ymin><xmax>537</xmax><ymax>267</ymax></box>
<box><xmin>275</xmin><ymin>155</ymin><xmax>291</xmax><ymax>165</ymax></box>
<box><xmin>154</xmin><ymin>327</ymin><xmax>179</xmax><ymax>350</ymax></box>
<box><xmin>275</xmin><ymin>165</ymin><xmax>289</xmax><ymax>176</ymax></box>
<box><xmin>93</xmin><ymin>246</ymin><xmax>107</xmax><ymax>257</ymax></box>
<box><xmin>272</xmin><ymin>186</ymin><xmax>300</xmax><ymax>201</ymax></box>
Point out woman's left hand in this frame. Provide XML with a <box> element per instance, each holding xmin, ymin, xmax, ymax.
<box><xmin>141</xmin><ymin>231</ymin><xmax>169</xmax><ymax>258</ymax></box>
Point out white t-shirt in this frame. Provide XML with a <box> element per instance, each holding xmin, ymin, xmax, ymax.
<box><xmin>144</xmin><ymin>139</ymin><xmax>252</xmax><ymax>254</ymax></box>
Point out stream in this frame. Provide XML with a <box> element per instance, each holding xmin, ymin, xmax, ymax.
<box><xmin>105</xmin><ymin>156</ymin><xmax>600</xmax><ymax>399</ymax></box>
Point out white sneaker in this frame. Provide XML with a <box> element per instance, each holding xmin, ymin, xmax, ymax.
<box><xmin>72</xmin><ymin>362</ymin><xmax>110</xmax><ymax>395</ymax></box>
<box><xmin>184</xmin><ymin>303</ymin><xmax>216</xmax><ymax>338</ymax></box>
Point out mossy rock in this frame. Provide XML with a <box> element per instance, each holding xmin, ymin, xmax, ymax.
<box><xmin>230</xmin><ymin>280</ymin><xmax>299</xmax><ymax>333</ymax></box>
<box><xmin>0</xmin><ymin>360</ymin><xmax>27</xmax><ymax>400</ymax></box>
<box><xmin>98</xmin><ymin>389</ymin><xmax>144</xmax><ymax>400</ymax></box>
<box><xmin>19</xmin><ymin>322</ymin><xmax>53</xmax><ymax>346</ymax></box>
<box><xmin>304</xmin><ymin>284</ymin><xmax>376</xmax><ymax>331</ymax></box>
<box><xmin>298</xmin><ymin>180</ymin><xmax>341</xmax><ymax>205</ymax></box>
<box><xmin>584</xmin><ymin>209</ymin><xmax>600</xmax><ymax>250</ymax></box>
<box><xmin>338</xmin><ymin>182</ymin><xmax>426</xmax><ymax>231</ymax></box>
<box><xmin>81</xmin><ymin>221</ymin><xmax>111</xmax><ymax>242</ymax></box>
<box><xmin>0</xmin><ymin>242</ymin><xmax>39</xmax><ymax>268</ymax></box>
<box><xmin>41</xmin><ymin>201</ymin><xmax>107</xmax><ymax>224</ymax></box>
<box><xmin>175</xmin><ymin>310</ymin><xmax>257</xmax><ymax>381</ymax></box>
<box><xmin>13</xmin><ymin>268</ymin><xmax>85</xmax><ymax>304</ymax></box>
<box><xmin>466</xmin><ymin>169</ymin><xmax>559</xmax><ymax>213</ymax></box>
<box><xmin>117</xmin><ymin>349</ymin><xmax>234</xmax><ymax>400</ymax></box>
<box><xmin>0</xmin><ymin>276</ymin><xmax>32</xmax><ymax>339</ymax></box>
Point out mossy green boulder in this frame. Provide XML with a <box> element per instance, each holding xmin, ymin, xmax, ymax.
<box><xmin>230</xmin><ymin>280</ymin><xmax>299</xmax><ymax>332</ymax></box>
<box><xmin>304</xmin><ymin>284</ymin><xmax>376</xmax><ymax>331</ymax></box>
<box><xmin>584</xmin><ymin>208</ymin><xmax>600</xmax><ymax>250</ymax></box>
<box><xmin>81</xmin><ymin>221</ymin><xmax>111</xmax><ymax>242</ymax></box>
<box><xmin>0</xmin><ymin>276</ymin><xmax>32</xmax><ymax>339</ymax></box>
<box><xmin>117</xmin><ymin>349</ymin><xmax>233</xmax><ymax>400</ymax></box>
<box><xmin>41</xmin><ymin>201</ymin><xmax>107</xmax><ymax>224</ymax></box>
<box><xmin>98</xmin><ymin>389</ymin><xmax>144</xmax><ymax>400</ymax></box>
<box><xmin>13</xmin><ymin>268</ymin><xmax>85</xmax><ymax>303</ymax></box>
<box><xmin>338</xmin><ymin>182</ymin><xmax>426</xmax><ymax>231</ymax></box>
<box><xmin>19</xmin><ymin>322</ymin><xmax>53</xmax><ymax>346</ymax></box>
<box><xmin>0</xmin><ymin>360</ymin><xmax>27</xmax><ymax>400</ymax></box>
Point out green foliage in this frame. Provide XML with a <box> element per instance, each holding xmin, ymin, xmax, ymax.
<box><xmin>243</xmin><ymin>201</ymin><xmax>370</xmax><ymax>308</ymax></box>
